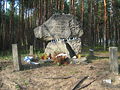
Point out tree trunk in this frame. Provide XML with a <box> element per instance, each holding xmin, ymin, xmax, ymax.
<box><xmin>80</xmin><ymin>0</ymin><xmax>84</xmax><ymax>28</ymax></box>
<box><xmin>10</xmin><ymin>0</ymin><xmax>15</xmax><ymax>44</ymax></box>
<box><xmin>70</xmin><ymin>0</ymin><xmax>75</xmax><ymax>15</ymax></box>
<box><xmin>95</xmin><ymin>1</ymin><xmax>99</xmax><ymax>46</ymax></box>
<box><xmin>88</xmin><ymin>0</ymin><xmax>92</xmax><ymax>47</ymax></box>
<box><xmin>61</xmin><ymin>0</ymin><xmax>64</xmax><ymax>13</ymax></box>
<box><xmin>1</xmin><ymin>0</ymin><xmax>6</xmax><ymax>52</ymax></box>
<box><xmin>39</xmin><ymin>0</ymin><xmax>43</xmax><ymax>25</ymax></box>
<box><xmin>113</xmin><ymin>0</ymin><xmax>117</xmax><ymax>46</ymax></box>
<box><xmin>92</xmin><ymin>0</ymin><xmax>96</xmax><ymax>47</ymax></box>
<box><xmin>0</xmin><ymin>0</ymin><xmax>1</xmax><ymax>50</ymax></box>
<box><xmin>103</xmin><ymin>0</ymin><xmax>107</xmax><ymax>50</ymax></box>
<box><xmin>46</xmin><ymin>0</ymin><xmax>48</xmax><ymax>20</ymax></box>
<box><xmin>21</xmin><ymin>0</ymin><xmax>25</xmax><ymax>47</ymax></box>
<box><xmin>50</xmin><ymin>0</ymin><xmax>53</xmax><ymax>16</ymax></box>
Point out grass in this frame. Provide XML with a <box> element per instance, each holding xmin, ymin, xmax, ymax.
<box><xmin>0</xmin><ymin>55</ymin><xmax>12</xmax><ymax>61</ymax></box>
<box><xmin>0</xmin><ymin>51</ymin><xmax>12</xmax><ymax>60</ymax></box>
<box><xmin>0</xmin><ymin>46</ymin><xmax>119</xmax><ymax>61</ymax></box>
<box><xmin>0</xmin><ymin>49</ymin><xmax>44</xmax><ymax>61</ymax></box>
<box><xmin>15</xmin><ymin>84</ymin><xmax>20</xmax><ymax>90</ymax></box>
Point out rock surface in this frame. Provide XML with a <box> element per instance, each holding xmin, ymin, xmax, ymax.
<box><xmin>67</xmin><ymin>38</ymin><xmax>81</xmax><ymax>55</ymax></box>
<box><xmin>45</xmin><ymin>41</ymin><xmax>70</xmax><ymax>57</ymax></box>
<box><xmin>34</xmin><ymin>14</ymin><xmax>83</xmax><ymax>41</ymax></box>
<box><xmin>44</xmin><ymin>38</ymin><xmax>81</xmax><ymax>58</ymax></box>
<box><xmin>34</xmin><ymin>14</ymin><xmax>83</xmax><ymax>57</ymax></box>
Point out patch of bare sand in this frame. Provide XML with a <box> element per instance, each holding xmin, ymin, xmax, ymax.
<box><xmin>0</xmin><ymin>59</ymin><xmax>120</xmax><ymax>90</ymax></box>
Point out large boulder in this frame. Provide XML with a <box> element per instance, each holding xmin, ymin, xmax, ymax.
<box><xmin>34</xmin><ymin>14</ymin><xmax>83</xmax><ymax>41</ymax></box>
<box><xmin>34</xmin><ymin>14</ymin><xmax>83</xmax><ymax>57</ymax></box>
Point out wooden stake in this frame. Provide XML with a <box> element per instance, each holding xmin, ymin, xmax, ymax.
<box><xmin>12</xmin><ymin>44</ymin><xmax>21</xmax><ymax>71</ymax></box>
<box><xmin>109</xmin><ymin>47</ymin><xmax>119</xmax><ymax>75</ymax></box>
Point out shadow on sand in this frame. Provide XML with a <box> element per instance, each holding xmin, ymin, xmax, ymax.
<box><xmin>20</xmin><ymin>61</ymin><xmax>54</xmax><ymax>71</ymax></box>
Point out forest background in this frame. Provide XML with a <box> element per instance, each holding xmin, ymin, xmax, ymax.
<box><xmin>0</xmin><ymin>0</ymin><xmax>120</xmax><ymax>56</ymax></box>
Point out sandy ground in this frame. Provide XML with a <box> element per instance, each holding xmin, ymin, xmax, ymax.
<box><xmin>0</xmin><ymin>53</ymin><xmax>120</xmax><ymax>90</ymax></box>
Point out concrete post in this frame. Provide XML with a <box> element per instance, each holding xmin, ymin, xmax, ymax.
<box><xmin>12</xmin><ymin>44</ymin><xmax>21</xmax><ymax>71</ymax></box>
<box><xmin>109</xmin><ymin>47</ymin><xmax>119</xmax><ymax>75</ymax></box>
<box><xmin>29</xmin><ymin>45</ymin><xmax>33</xmax><ymax>55</ymax></box>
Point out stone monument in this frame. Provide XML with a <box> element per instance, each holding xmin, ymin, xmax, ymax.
<box><xmin>34</xmin><ymin>14</ymin><xmax>83</xmax><ymax>58</ymax></box>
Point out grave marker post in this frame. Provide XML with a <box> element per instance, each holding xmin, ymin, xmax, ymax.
<box><xmin>109</xmin><ymin>47</ymin><xmax>119</xmax><ymax>75</ymax></box>
<box><xmin>12</xmin><ymin>44</ymin><xmax>21</xmax><ymax>71</ymax></box>
<box><xmin>29</xmin><ymin>45</ymin><xmax>33</xmax><ymax>55</ymax></box>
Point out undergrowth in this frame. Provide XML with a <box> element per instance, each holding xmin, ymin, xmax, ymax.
<box><xmin>0</xmin><ymin>49</ymin><xmax>44</xmax><ymax>61</ymax></box>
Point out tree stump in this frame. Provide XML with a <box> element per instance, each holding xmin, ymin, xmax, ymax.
<box><xmin>12</xmin><ymin>44</ymin><xmax>21</xmax><ymax>71</ymax></box>
<box><xmin>29</xmin><ymin>45</ymin><xmax>33</xmax><ymax>55</ymax></box>
<box><xmin>109</xmin><ymin>47</ymin><xmax>119</xmax><ymax>75</ymax></box>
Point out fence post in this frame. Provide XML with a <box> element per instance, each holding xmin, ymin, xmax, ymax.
<box><xmin>29</xmin><ymin>45</ymin><xmax>33</xmax><ymax>55</ymax></box>
<box><xmin>109</xmin><ymin>47</ymin><xmax>119</xmax><ymax>75</ymax></box>
<box><xmin>12</xmin><ymin>44</ymin><xmax>21</xmax><ymax>71</ymax></box>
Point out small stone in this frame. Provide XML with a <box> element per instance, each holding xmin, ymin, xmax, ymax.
<box><xmin>103</xmin><ymin>79</ymin><xmax>112</xmax><ymax>84</ymax></box>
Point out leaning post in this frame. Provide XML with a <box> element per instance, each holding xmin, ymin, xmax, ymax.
<box><xmin>109</xmin><ymin>47</ymin><xmax>119</xmax><ymax>75</ymax></box>
<box><xmin>12</xmin><ymin>44</ymin><xmax>21</xmax><ymax>71</ymax></box>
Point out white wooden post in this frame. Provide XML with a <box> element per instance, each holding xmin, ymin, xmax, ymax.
<box><xmin>29</xmin><ymin>45</ymin><xmax>33</xmax><ymax>55</ymax></box>
<box><xmin>12</xmin><ymin>44</ymin><xmax>21</xmax><ymax>71</ymax></box>
<box><xmin>109</xmin><ymin>47</ymin><xmax>119</xmax><ymax>75</ymax></box>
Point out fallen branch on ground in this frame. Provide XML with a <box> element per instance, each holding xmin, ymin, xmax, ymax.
<box><xmin>77</xmin><ymin>79</ymin><xmax>96</xmax><ymax>90</ymax></box>
<box><xmin>72</xmin><ymin>76</ymin><xmax>88</xmax><ymax>90</ymax></box>
<box><xmin>43</xmin><ymin>76</ymin><xmax>73</xmax><ymax>79</ymax></box>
